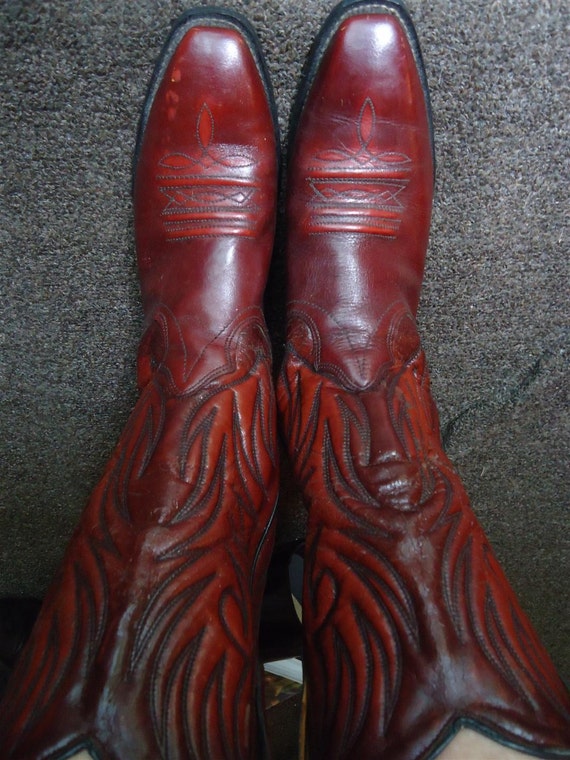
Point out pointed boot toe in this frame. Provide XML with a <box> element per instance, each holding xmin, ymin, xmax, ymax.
<box><xmin>134</xmin><ymin>9</ymin><xmax>279</xmax><ymax>377</ymax></box>
<box><xmin>286</xmin><ymin>0</ymin><xmax>433</xmax><ymax>390</ymax></box>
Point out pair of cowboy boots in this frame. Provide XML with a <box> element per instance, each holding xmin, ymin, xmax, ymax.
<box><xmin>1</xmin><ymin>2</ymin><xmax>569</xmax><ymax>758</ymax></box>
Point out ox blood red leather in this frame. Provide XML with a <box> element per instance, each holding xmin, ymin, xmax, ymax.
<box><xmin>0</xmin><ymin>10</ymin><xmax>278</xmax><ymax>759</ymax></box>
<box><xmin>278</xmin><ymin>1</ymin><xmax>570</xmax><ymax>758</ymax></box>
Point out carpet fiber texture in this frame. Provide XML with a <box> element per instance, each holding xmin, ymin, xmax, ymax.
<box><xmin>1</xmin><ymin>0</ymin><xmax>568</xmax><ymax>684</ymax></box>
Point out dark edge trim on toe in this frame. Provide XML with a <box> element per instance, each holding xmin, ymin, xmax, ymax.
<box><xmin>131</xmin><ymin>6</ymin><xmax>280</xmax><ymax>192</ymax></box>
<box><xmin>287</xmin><ymin>0</ymin><xmax>435</xmax><ymax>178</ymax></box>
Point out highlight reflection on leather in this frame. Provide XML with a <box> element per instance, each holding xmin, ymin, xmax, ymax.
<box><xmin>278</xmin><ymin>2</ymin><xmax>570</xmax><ymax>758</ymax></box>
<box><xmin>0</xmin><ymin>12</ymin><xmax>278</xmax><ymax>760</ymax></box>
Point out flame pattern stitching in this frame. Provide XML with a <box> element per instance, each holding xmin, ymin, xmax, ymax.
<box><xmin>278</xmin><ymin>303</ymin><xmax>570</xmax><ymax>756</ymax></box>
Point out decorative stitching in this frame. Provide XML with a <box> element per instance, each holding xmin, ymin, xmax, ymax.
<box><xmin>304</xmin><ymin>97</ymin><xmax>412</xmax><ymax>237</ymax></box>
<box><xmin>156</xmin><ymin>103</ymin><xmax>261</xmax><ymax>240</ymax></box>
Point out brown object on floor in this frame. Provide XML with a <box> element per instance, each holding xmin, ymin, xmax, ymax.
<box><xmin>0</xmin><ymin>9</ymin><xmax>279</xmax><ymax>758</ymax></box>
<box><xmin>278</xmin><ymin>1</ymin><xmax>570</xmax><ymax>758</ymax></box>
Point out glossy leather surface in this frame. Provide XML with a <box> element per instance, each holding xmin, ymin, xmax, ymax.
<box><xmin>278</xmin><ymin>2</ymin><xmax>570</xmax><ymax>758</ymax></box>
<box><xmin>0</xmin><ymin>12</ymin><xmax>278</xmax><ymax>759</ymax></box>
<box><xmin>286</xmin><ymin>3</ymin><xmax>434</xmax><ymax>389</ymax></box>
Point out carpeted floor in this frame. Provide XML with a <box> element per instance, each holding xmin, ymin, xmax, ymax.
<box><xmin>1</xmin><ymin>0</ymin><xmax>568</xmax><ymax>688</ymax></box>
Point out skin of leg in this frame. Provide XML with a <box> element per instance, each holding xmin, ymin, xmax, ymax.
<box><xmin>438</xmin><ymin>729</ymin><xmax>543</xmax><ymax>760</ymax></box>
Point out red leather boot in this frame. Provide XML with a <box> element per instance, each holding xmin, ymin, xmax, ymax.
<box><xmin>278</xmin><ymin>1</ymin><xmax>570</xmax><ymax>757</ymax></box>
<box><xmin>0</xmin><ymin>9</ymin><xmax>279</xmax><ymax>759</ymax></box>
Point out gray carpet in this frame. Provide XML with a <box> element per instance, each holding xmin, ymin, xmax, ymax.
<box><xmin>1</xmin><ymin>0</ymin><xmax>568</xmax><ymax>688</ymax></box>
